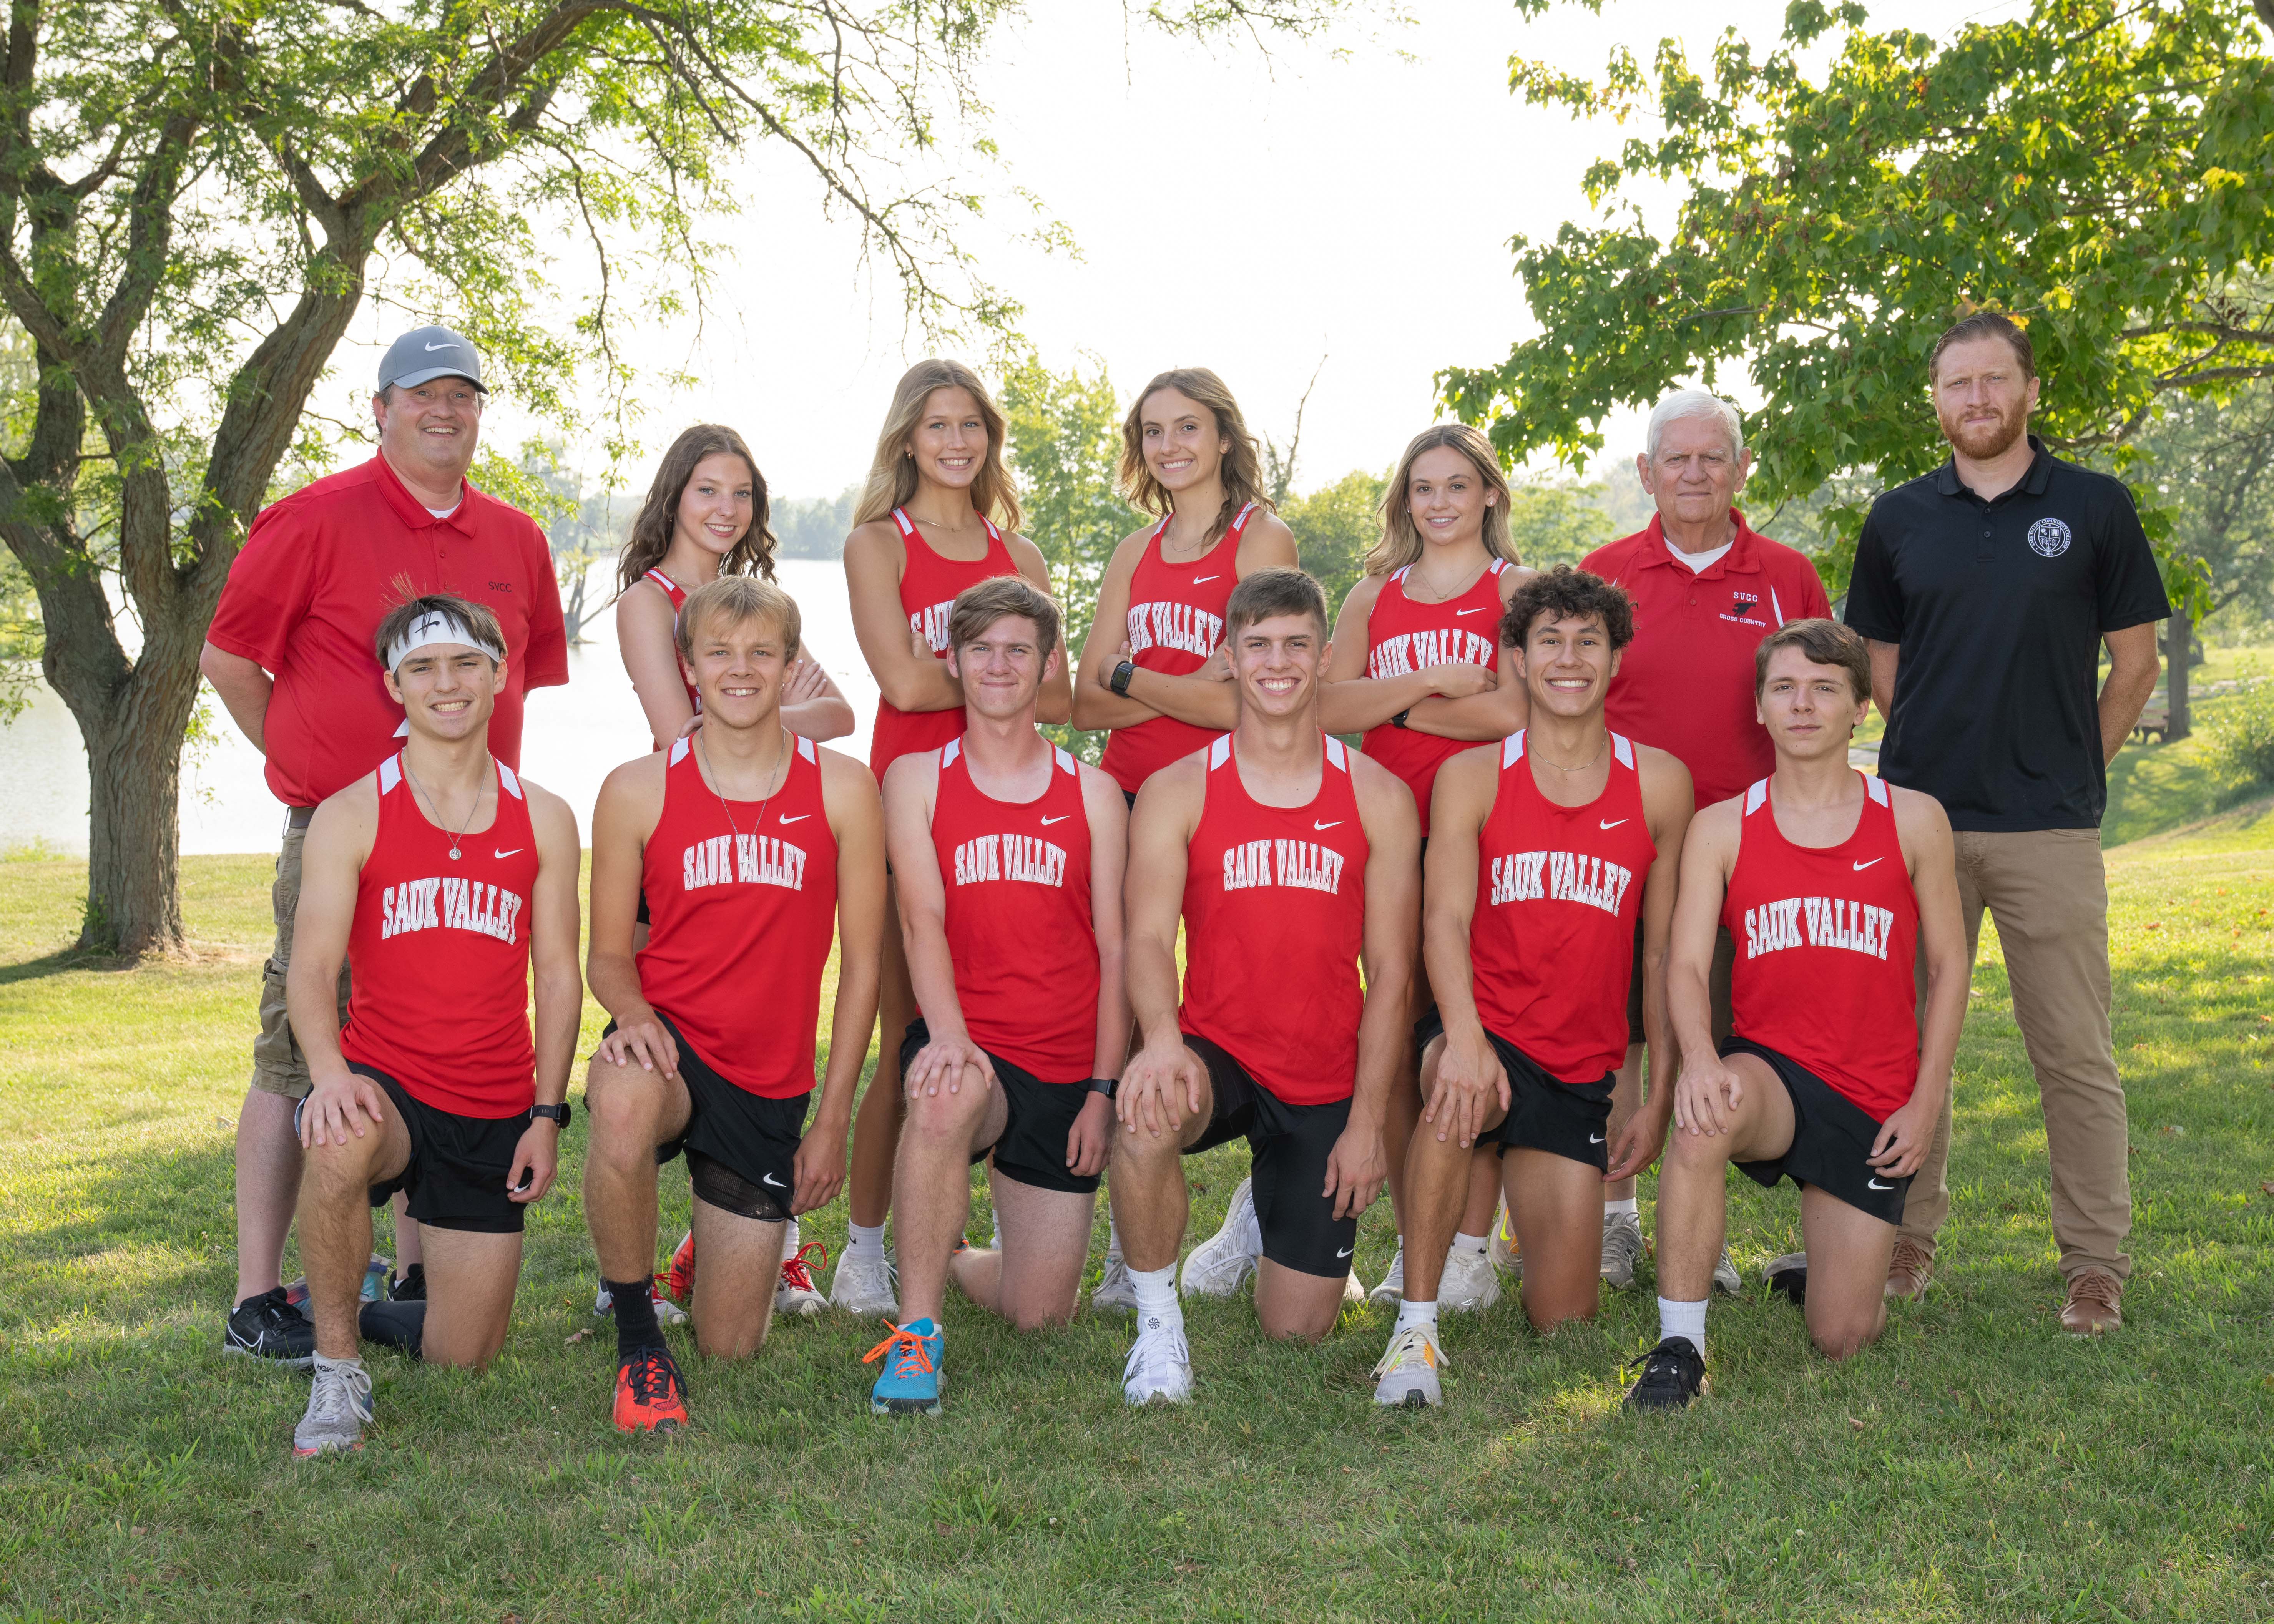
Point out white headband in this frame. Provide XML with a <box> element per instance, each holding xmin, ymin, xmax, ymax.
<box><xmin>385</xmin><ymin>608</ymin><xmax>502</xmax><ymax>672</ymax></box>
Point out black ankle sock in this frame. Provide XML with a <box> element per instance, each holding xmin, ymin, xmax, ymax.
<box><xmin>608</xmin><ymin>1278</ymin><xmax>663</xmax><ymax>1355</ymax></box>
<box><xmin>358</xmin><ymin>1297</ymin><xmax>427</xmax><ymax>1359</ymax></box>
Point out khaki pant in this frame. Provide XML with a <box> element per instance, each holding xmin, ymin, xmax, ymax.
<box><xmin>1903</xmin><ymin>827</ymin><xmax>2129</xmax><ymax>1281</ymax></box>
<box><xmin>251</xmin><ymin>820</ymin><xmax>351</xmax><ymax>1100</ymax></box>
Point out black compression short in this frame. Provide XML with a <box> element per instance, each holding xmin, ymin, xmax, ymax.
<box><xmin>1180</xmin><ymin>1031</ymin><xmax>1356</xmax><ymax>1279</ymax></box>
<box><xmin>603</xmin><ymin>1013</ymin><xmax>811</xmax><ymax>1221</ymax></box>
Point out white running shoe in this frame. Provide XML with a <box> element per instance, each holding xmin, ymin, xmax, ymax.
<box><xmin>1371</xmin><ymin>1323</ymin><xmax>1447</xmax><ymax>1408</ymax></box>
<box><xmin>591</xmin><ymin>1278</ymin><xmax>688</xmax><ymax>1326</ymax></box>
<box><xmin>1488</xmin><ymin>1197</ymin><xmax>1523</xmax><ymax>1282</ymax></box>
<box><xmin>775</xmin><ymin>1242</ymin><xmax>829</xmax><ymax>1318</ymax></box>
<box><xmin>1713</xmin><ymin>1246</ymin><xmax>1742</xmax><ymax>1295</ymax></box>
<box><xmin>1366</xmin><ymin>1242</ymin><xmax>1407</xmax><ymax>1308</ymax></box>
<box><xmin>829</xmin><ymin>1248</ymin><xmax>900</xmax><ymax>1318</ymax></box>
<box><xmin>1342</xmin><ymin>1268</ymin><xmax>1366</xmax><ymax>1304</ymax></box>
<box><xmin>292</xmin><ymin>1357</ymin><xmax>374</xmax><ymax>1458</ymax></box>
<box><xmin>1180</xmin><ymin>1177</ymin><xmax>1261</xmax><ymax>1298</ymax></box>
<box><xmin>1092</xmin><ymin>1252</ymin><xmax>1138</xmax><ymax>1314</ymax></box>
<box><xmin>1440</xmin><ymin>1244</ymin><xmax>1502</xmax><ymax>1313</ymax></box>
<box><xmin>1122</xmin><ymin>1317</ymin><xmax>1194</xmax><ymax>1406</ymax></box>
<box><xmin>1600</xmin><ymin>1210</ymin><xmax>1646</xmax><ymax>1290</ymax></box>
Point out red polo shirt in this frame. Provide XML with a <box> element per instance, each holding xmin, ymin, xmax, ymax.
<box><xmin>207</xmin><ymin>455</ymin><xmax>570</xmax><ymax>808</ymax></box>
<box><xmin>1581</xmin><ymin>510</ymin><xmax>1832</xmax><ymax>809</ymax></box>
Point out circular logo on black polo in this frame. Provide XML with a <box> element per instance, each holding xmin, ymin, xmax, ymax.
<box><xmin>2027</xmin><ymin>517</ymin><xmax>2072</xmax><ymax>558</ymax></box>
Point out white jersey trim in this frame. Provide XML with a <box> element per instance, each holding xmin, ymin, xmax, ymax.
<box><xmin>1324</xmin><ymin>735</ymin><xmax>1348</xmax><ymax>770</ymax></box>
<box><xmin>1865</xmin><ymin>773</ymin><xmax>1889</xmax><ymax>806</ymax></box>
<box><xmin>379</xmin><ymin>754</ymin><xmax>402</xmax><ymax>795</ymax></box>
<box><xmin>1054</xmin><ymin>746</ymin><xmax>1077</xmax><ymax>775</ymax></box>
<box><xmin>497</xmin><ymin>761</ymin><xmax>523</xmax><ymax>800</ymax></box>
<box><xmin>668</xmin><ymin>737</ymin><xmax>692</xmax><ymax>767</ymax></box>
<box><xmin>1611</xmin><ymin>732</ymin><xmax>1635</xmax><ymax>770</ymax></box>
<box><xmin>942</xmin><ymin>737</ymin><xmax>962</xmax><ymax>770</ymax></box>
<box><xmin>1209</xmin><ymin>735</ymin><xmax>1233</xmax><ymax>769</ymax></box>
<box><xmin>798</xmin><ymin>735</ymin><xmax>817</xmax><ymax>763</ymax></box>
<box><xmin>1503</xmin><ymin>730</ymin><xmax>1526</xmax><ymax>767</ymax></box>
<box><xmin>891</xmin><ymin>507</ymin><xmax>916</xmax><ymax>539</ymax></box>
<box><xmin>1745</xmin><ymin>779</ymin><xmax>1770</xmax><ymax>814</ymax></box>
<box><xmin>1770</xmin><ymin>586</ymin><xmax>1786</xmax><ymax>627</ymax></box>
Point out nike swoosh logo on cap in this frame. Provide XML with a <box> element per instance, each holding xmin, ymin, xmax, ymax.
<box><xmin>1314</xmin><ymin>820</ymin><xmax>1342</xmax><ymax>830</ymax></box>
<box><xmin>1854</xmin><ymin>858</ymin><xmax>1883</xmax><ymax>870</ymax></box>
<box><xmin>1599</xmin><ymin>819</ymin><xmax>1627</xmax><ymax>830</ymax></box>
<box><xmin>423</xmin><ymin>341</ymin><xmax>460</xmax><ymax>351</ymax></box>
<box><xmin>1040</xmin><ymin>814</ymin><xmax>1070</xmax><ymax>826</ymax></box>
<box><xmin>778</xmin><ymin>814</ymin><xmax>810</xmax><ymax>824</ymax></box>
<box><xmin>493</xmin><ymin>848</ymin><xmax>523</xmax><ymax>858</ymax></box>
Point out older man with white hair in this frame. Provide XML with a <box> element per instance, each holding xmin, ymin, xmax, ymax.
<box><xmin>1575</xmin><ymin>389</ymin><xmax>1832</xmax><ymax>1290</ymax></box>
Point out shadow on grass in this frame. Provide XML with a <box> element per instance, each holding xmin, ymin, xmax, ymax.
<box><xmin>0</xmin><ymin>943</ymin><xmax>141</xmax><ymax>985</ymax></box>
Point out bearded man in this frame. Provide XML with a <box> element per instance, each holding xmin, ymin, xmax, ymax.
<box><xmin>1843</xmin><ymin>311</ymin><xmax>2168</xmax><ymax>1336</ymax></box>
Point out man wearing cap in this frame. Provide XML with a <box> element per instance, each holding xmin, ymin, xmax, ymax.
<box><xmin>203</xmin><ymin>327</ymin><xmax>570</xmax><ymax>1367</ymax></box>
<box><xmin>1578</xmin><ymin>389</ymin><xmax>1832</xmax><ymax>1292</ymax></box>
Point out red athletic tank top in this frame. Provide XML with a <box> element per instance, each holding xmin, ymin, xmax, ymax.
<box><xmin>1179</xmin><ymin>734</ymin><xmax>1369</xmax><ymax>1106</ymax></box>
<box><xmin>1723</xmin><ymin>774</ymin><xmax>1920</xmax><ymax>1121</ymax></box>
<box><xmin>867</xmin><ymin>508</ymin><xmax>1019</xmax><ymax>779</ymax></box>
<box><xmin>929</xmin><ymin>736</ymin><xmax>1098</xmax><ymax>1083</ymax></box>
<box><xmin>640</xmin><ymin>567</ymin><xmax>700</xmax><ymax>753</ymax></box>
<box><xmin>636</xmin><ymin>733</ymin><xmax>839</xmax><ymax>1098</ymax></box>
<box><xmin>340</xmin><ymin>754</ymin><xmax>539</xmax><ymax>1117</ymax></box>
<box><xmin>1100</xmin><ymin>502</ymin><xmax>1257</xmax><ymax>794</ymax></box>
<box><xmin>1468</xmin><ymin>730</ymin><xmax>1656</xmax><ymax>1084</ymax></box>
<box><xmin>1359</xmin><ymin>559</ymin><xmax>1509</xmax><ymax>836</ymax></box>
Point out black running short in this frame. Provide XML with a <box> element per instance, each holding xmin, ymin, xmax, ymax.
<box><xmin>606</xmin><ymin>1013</ymin><xmax>811</xmax><ymax>1211</ymax></box>
<box><xmin>1179</xmin><ymin>1031</ymin><xmax>1356</xmax><ymax>1279</ymax></box>
<box><xmin>1416</xmin><ymin>1011</ymin><xmax>1615</xmax><ymax>1171</ymax></box>
<box><xmin>1123</xmin><ymin>788</ymin><xmax>1139</xmax><ymax>812</ymax></box>
<box><xmin>338</xmin><ymin>1064</ymin><xmax>530</xmax><ymax>1234</ymax></box>
<box><xmin>1723</xmin><ymin>1036</ymin><xmax>1910</xmax><ymax>1225</ymax></box>
<box><xmin>900</xmin><ymin>1019</ymin><xmax>1100</xmax><ymax>1195</ymax></box>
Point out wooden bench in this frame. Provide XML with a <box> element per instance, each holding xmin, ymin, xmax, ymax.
<box><xmin>2132</xmin><ymin>706</ymin><xmax>2170</xmax><ymax>745</ymax></box>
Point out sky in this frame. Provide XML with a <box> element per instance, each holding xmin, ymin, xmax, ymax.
<box><xmin>316</xmin><ymin>0</ymin><xmax>2015</xmax><ymax>506</ymax></box>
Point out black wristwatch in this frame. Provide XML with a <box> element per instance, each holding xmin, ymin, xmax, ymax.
<box><xmin>1391</xmin><ymin>708</ymin><xmax>1412</xmax><ymax>729</ymax></box>
<box><xmin>1109</xmin><ymin>658</ymin><xmax>1137</xmax><ymax>697</ymax></box>
<box><xmin>1086</xmin><ymin>1076</ymin><xmax>1119</xmax><ymax>1099</ymax></box>
<box><xmin>530</xmin><ymin>1102</ymin><xmax>572</xmax><ymax>1129</ymax></box>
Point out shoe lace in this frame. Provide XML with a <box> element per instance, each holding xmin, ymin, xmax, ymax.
<box><xmin>1371</xmin><ymin>1325</ymin><xmax>1443</xmax><ymax>1379</ymax></box>
<box><xmin>2068</xmin><ymin>1270</ymin><xmax>2121</xmax><ymax>1310</ymax></box>
<box><xmin>1125</xmin><ymin>1321</ymin><xmax>1189</xmax><ymax>1380</ymax></box>
<box><xmin>310</xmin><ymin>1360</ymin><xmax>372</xmax><ymax>1421</ymax></box>
<box><xmin>1890</xmin><ymin>1237</ymin><xmax>1932</xmax><ymax>1277</ymax></box>
<box><xmin>861</xmin><ymin>1322</ymin><xmax>936</xmax><ymax>1380</ymax></box>
<box><xmin>779</xmin><ymin>1241</ymin><xmax>828</xmax><ymax>1294</ymax></box>
<box><xmin>623</xmin><ymin>1346</ymin><xmax>682</xmax><ymax>1406</ymax></box>
<box><xmin>1621</xmin><ymin>1339</ymin><xmax>1698</xmax><ymax>1383</ymax></box>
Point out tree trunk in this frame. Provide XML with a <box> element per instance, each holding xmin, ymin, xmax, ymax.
<box><xmin>40</xmin><ymin>578</ymin><xmax>205</xmax><ymax>957</ymax></box>
<box><xmin>2162</xmin><ymin>611</ymin><xmax>2191</xmax><ymax>744</ymax></box>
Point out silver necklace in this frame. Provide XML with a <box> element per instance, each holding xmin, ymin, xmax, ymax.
<box><xmin>1534</xmin><ymin>737</ymin><xmax>1610</xmax><ymax>774</ymax></box>
<box><xmin>698</xmin><ymin>726</ymin><xmax>791</xmax><ymax>848</ymax></box>
<box><xmin>1407</xmin><ymin>555</ymin><xmax>1492</xmax><ymax>604</ymax></box>
<box><xmin>403</xmin><ymin>758</ymin><xmax>489</xmax><ymax>860</ymax></box>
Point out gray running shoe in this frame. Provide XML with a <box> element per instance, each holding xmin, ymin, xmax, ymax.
<box><xmin>1180</xmin><ymin>1177</ymin><xmax>1261</xmax><ymax>1298</ymax></box>
<box><xmin>1366</xmin><ymin>1243</ymin><xmax>1407</xmax><ymax>1308</ymax></box>
<box><xmin>829</xmin><ymin>1249</ymin><xmax>900</xmax><ymax>1318</ymax></box>
<box><xmin>292</xmin><ymin>1357</ymin><xmax>374</xmax><ymax>1458</ymax></box>
<box><xmin>1713</xmin><ymin>1246</ymin><xmax>1742</xmax><ymax>1295</ymax></box>
<box><xmin>1440</xmin><ymin>1244</ymin><xmax>1502</xmax><ymax>1313</ymax></box>
<box><xmin>1091</xmin><ymin>1252</ymin><xmax>1138</xmax><ymax>1314</ymax></box>
<box><xmin>1371</xmin><ymin>1323</ymin><xmax>1447</xmax><ymax>1409</ymax></box>
<box><xmin>1600</xmin><ymin>1210</ymin><xmax>1646</xmax><ymax>1290</ymax></box>
<box><xmin>1489</xmin><ymin>1197</ymin><xmax>1522</xmax><ymax>1282</ymax></box>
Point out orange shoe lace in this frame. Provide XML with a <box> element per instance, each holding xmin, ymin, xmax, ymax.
<box><xmin>779</xmin><ymin>1240</ymin><xmax>828</xmax><ymax>1294</ymax></box>
<box><xmin>861</xmin><ymin>1321</ymin><xmax>937</xmax><ymax>1380</ymax></box>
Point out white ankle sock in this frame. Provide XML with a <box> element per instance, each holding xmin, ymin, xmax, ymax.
<box><xmin>1604</xmin><ymin>1197</ymin><xmax>1638</xmax><ymax>1219</ymax></box>
<box><xmin>1395</xmin><ymin>1298</ymin><xmax>1439</xmax><ymax>1334</ymax></box>
<box><xmin>1657</xmin><ymin>1295</ymin><xmax>1708</xmax><ymax>1358</ymax></box>
<box><xmin>847</xmin><ymin>1222</ymin><xmax>886</xmax><ymax>1259</ymax></box>
<box><xmin>312</xmin><ymin>1351</ymin><xmax>365</xmax><ymax>1375</ymax></box>
<box><xmin>1451</xmin><ymin>1231</ymin><xmax>1488</xmax><ymax>1255</ymax></box>
<box><xmin>1131</xmin><ymin>1264</ymin><xmax>1182</xmax><ymax>1334</ymax></box>
<box><xmin>784</xmin><ymin>1217</ymin><xmax>801</xmax><ymax>1250</ymax></box>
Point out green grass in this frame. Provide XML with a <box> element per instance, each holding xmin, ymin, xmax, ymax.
<box><xmin>3</xmin><ymin>827</ymin><xmax>2272</xmax><ymax>1622</ymax></box>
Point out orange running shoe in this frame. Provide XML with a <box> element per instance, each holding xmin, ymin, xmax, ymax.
<box><xmin>664</xmin><ymin>1231</ymin><xmax>696</xmax><ymax>1304</ymax></box>
<box><xmin>613</xmin><ymin>1344</ymin><xmax>690</xmax><ymax>1434</ymax></box>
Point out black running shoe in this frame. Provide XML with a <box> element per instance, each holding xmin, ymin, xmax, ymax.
<box><xmin>1765</xmin><ymin>1251</ymin><xmax>1808</xmax><ymax>1307</ymax></box>
<box><xmin>224</xmin><ymin>1287</ymin><xmax>316</xmax><ymax>1368</ymax></box>
<box><xmin>389</xmin><ymin>1264</ymin><xmax>426</xmax><ymax>1301</ymax></box>
<box><xmin>1622</xmin><ymin>1335</ymin><xmax>1706</xmax><ymax>1411</ymax></box>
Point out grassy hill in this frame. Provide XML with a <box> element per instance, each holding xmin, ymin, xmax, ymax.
<box><xmin>2</xmin><ymin>812</ymin><xmax>2269</xmax><ymax>1621</ymax></box>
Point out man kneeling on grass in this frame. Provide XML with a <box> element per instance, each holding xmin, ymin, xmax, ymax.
<box><xmin>1623</xmin><ymin>620</ymin><xmax>1968</xmax><ymax>1409</ymax></box>
<box><xmin>287</xmin><ymin>594</ymin><xmax>583</xmax><ymax>1458</ymax></box>
<box><xmin>866</xmin><ymin>577</ymin><xmax>1129</xmax><ymax>1417</ymax></box>
<box><xmin>583</xmin><ymin>576</ymin><xmax>885</xmax><ymax>1433</ymax></box>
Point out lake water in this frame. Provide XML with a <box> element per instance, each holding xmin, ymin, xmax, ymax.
<box><xmin>0</xmin><ymin>558</ymin><xmax>879</xmax><ymax>855</ymax></box>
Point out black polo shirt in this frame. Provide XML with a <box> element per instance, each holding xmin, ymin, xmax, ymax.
<box><xmin>1845</xmin><ymin>437</ymin><xmax>2169</xmax><ymax>832</ymax></box>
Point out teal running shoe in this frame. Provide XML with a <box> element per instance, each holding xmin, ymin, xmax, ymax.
<box><xmin>863</xmin><ymin>1318</ymin><xmax>942</xmax><ymax>1416</ymax></box>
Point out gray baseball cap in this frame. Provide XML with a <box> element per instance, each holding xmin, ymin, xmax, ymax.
<box><xmin>377</xmin><ymin>325</ymin><xmax>488</xmax><ymax>393</ymax></box>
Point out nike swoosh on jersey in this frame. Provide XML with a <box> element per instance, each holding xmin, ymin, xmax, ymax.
<box><xmin>1040</xmin><ymin>814</ymin><xmax>1071</xmax><ymax>825</ymax></box>
<box><xmin>1455</xmin><ymin>606</ymin><xmax>1487</xmax><ymax>616</ymax></box>
<box><xmin>493</xmin><ymin>848</ymin><xmax>523</xmax><ymax>858</ymax></box>
<box><xmin>1599</xmin><ymin>819</ymin><xmax>1627</xmax><ymax>830</ymax></box>
<box><xmin>1191</xmin><ymin>574</ymin><xmax>1222</xmax><ymax>583</ymax></box>
<box><xmin>1853</xmin><ymin>858</ymin><xmax>1884</xmax><ymax>870</ymax></box>
<box><xmin>778</xmin><ymin>814</ymin><xmax>811</xmax><ymax>824</ymax></box>
<box><xmin>1314</xmin><ymin>820</ymin><xmax>1342</xmax><ymax>830</ymax></box>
